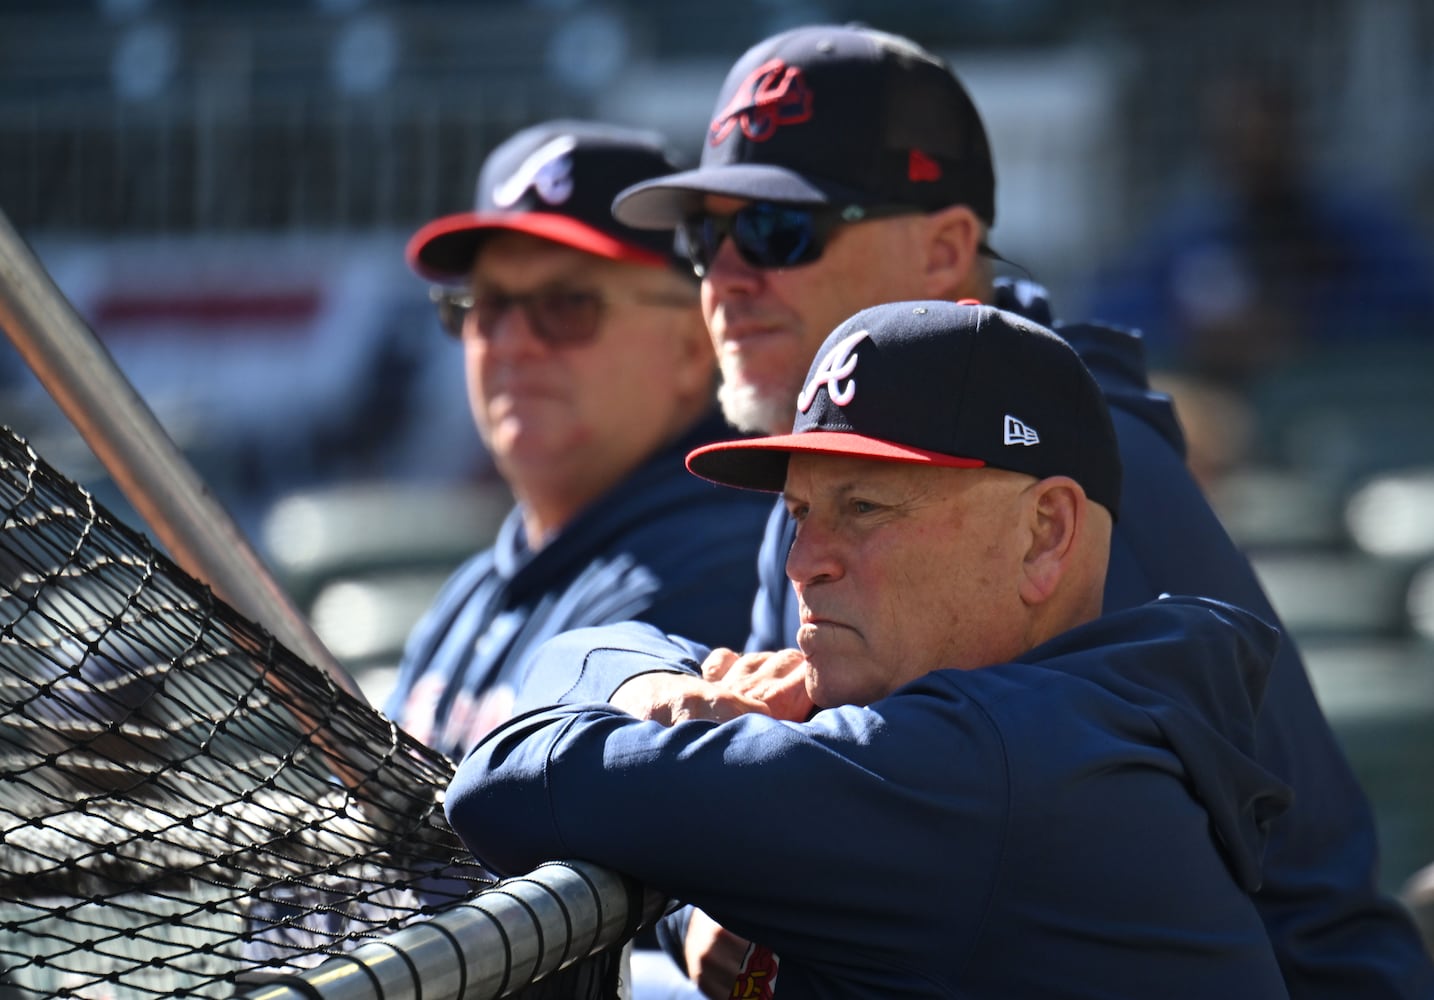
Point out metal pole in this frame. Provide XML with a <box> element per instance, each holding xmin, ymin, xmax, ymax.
<box><xmin>0</xmin><ymin>206</ymin><xmax>363</xmax><ymax>702</ymax></box>
<box><xmin>235</xmin><ymin>860</ymin><xmax>667</xmax><ymax>1000</ymax></box>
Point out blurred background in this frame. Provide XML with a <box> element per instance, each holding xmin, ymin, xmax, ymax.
<box><xmin>2</xmin><ymin>0</ymin><xmax>1434</xmax><ymax>908</ymax></box>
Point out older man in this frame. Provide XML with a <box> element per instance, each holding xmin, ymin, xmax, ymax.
<box><xmin>447</xmin><ymin>301</ymin><xmax>1293</xmax><ymax>998</ymax></box>
<box><xmin>611</xmin><ymin>24</ymin><xmax>1433</xmax><ymax>998</ymax></box>
<box><xmin>384</xmin><ymin>121</ymin><xmax>769</xmax><ymax>763</ymax></box>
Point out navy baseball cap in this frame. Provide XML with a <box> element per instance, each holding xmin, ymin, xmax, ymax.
<box><xmin>687</xmin><ymin>301</ymin><xmax>1122</xmax><ymax>518</ymax></box>
<box><xmin>612</xmin><ymin>24</ymin><xmax>995</xmax><ymax>229</ymax></box>
<box><xmin>407</xmin><ymin>120</ymin><xmax>688</xmax><ymax>282</ymax></box>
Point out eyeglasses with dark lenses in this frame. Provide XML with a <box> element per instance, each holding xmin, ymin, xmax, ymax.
<box><xmin>429</xmin><ymin>284</ymin><xmax>696</xmax><ymax>346</ymax></box>
<box><xmin>679</xmin><ymin>202</ymin><xmax>921</xmax><ymax>278</ymax></box>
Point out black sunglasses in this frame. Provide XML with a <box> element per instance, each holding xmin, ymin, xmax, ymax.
<box><xmin>429</xmin><ymin>284</ymin><xmax>695</xmax><ymax>347</ymax></box>
<box><xmin>678</xmin><ymin>201</ymin><xmax>921</xmax><ymax>278</ymax></box>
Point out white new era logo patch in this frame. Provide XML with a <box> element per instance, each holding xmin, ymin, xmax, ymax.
<box><xmin>1004</xmin><ymin>415</ymin><xmax>1040</xmax><ymax>446</ymax></box>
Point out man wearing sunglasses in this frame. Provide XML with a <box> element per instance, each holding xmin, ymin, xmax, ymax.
<box><xmin>385</xmin><ymin>121</ymin><xmax>770</xmax><ymax>775</ymax></box>
<box><xmin>611</xmin><ymin>23</ymin><xmax>1434</xmax><ymax>1000</ymax></box>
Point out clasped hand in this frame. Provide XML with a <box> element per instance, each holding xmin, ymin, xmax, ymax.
<box><xmin>609</xmin><ymin>647</ymin><xmax>814</xmax><ymax>725</ymax></box>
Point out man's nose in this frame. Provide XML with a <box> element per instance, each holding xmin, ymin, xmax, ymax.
<box><xmin>786</xmin><ymin>517</ymin><xmax>843</xmax><ymax>587</ymax></box>
<box><xmin>702</xmin><ymin>232</ymin><xmax>762</xmax><ymax>293</ymax></box>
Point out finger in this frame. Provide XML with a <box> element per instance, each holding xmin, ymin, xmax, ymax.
<box><xmin>611</xmin><ymin>672</ymin><xmax>706</xmax><ymax>723</ymax></box>
<box><xmin>684</xmin><ymin>690</ymin><xmax>772</xmax><ymax>724</ymax></box>
<box><xmin>761</xmin><ymin>679</ymin><xmax>816</xmax><ymax>722</ymax></box>
<box><xmin>713</xmin><ymin>649</ymin><xmax>800</xmax><ymax>692</ymax></box>
<box><xmin>718</xmin><ymin>650</ymin><xmax>771</xmax><ymax>683</ymax></box>
<box><xmin>686</xmin><ymin>911</ymin><xmax>751</xmax><ymax>998</ymax></box>
<box><xmin>701</xmin><ymin>647</ymin><xmax>740</xmax><ymax>682</ymax></box>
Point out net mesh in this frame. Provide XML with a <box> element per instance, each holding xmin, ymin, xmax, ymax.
<box><xmin>0</xmin><ymin>423</ymin><xmax>619</xmax><ymax>999</ymax></box>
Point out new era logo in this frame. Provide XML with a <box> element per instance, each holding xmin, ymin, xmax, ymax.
<box><xmin>908</xmin><ymin>149</ymin><xmax>942</xmax><ymax>183</ymax></box>
<box><xmin>1004</xmin><ymin>415</ymin><xmax>1040</xmax><ymax>446</ymax></box>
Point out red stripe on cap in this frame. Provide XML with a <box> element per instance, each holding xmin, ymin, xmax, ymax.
<box><xmin>687</xmin><ymin>430</ymin><xmax>986</xmax><ymax>491</ymax></box>
<box><xmin>405</xmin><ymin>212</ymin><xmax>669</xmax><ymax>281</ymax></box>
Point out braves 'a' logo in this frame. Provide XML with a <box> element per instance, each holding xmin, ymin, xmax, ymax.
<box><xmin>492</xmin><ymin>135</ymin><xmax>577</xmax><ymax>208</ymax></box>
<box><xmin>798</xmin><ymin>329</ymin><xmax>869</xmax><ymax>411</ymax></box>
<box><xmin>710</xmin><ymin>58</ymin><xmax>814</xmax><ymax>145</ymax></box>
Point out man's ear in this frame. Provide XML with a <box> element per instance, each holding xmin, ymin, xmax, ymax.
<box><xmin>920</xmin><ymin>204</ymin><xmax>985</xmax><ymax>299</ymax></box>
<box><xmin>1017</xmin><ymin>477</ymin><xmax>1084</xmax><ymax>606</ymax></box>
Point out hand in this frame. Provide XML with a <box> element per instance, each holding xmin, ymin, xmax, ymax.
<box><xmin>702</xmin><ymin>648</ymin><xmax>814</xmax><ymax>723</ymax></box>
<box><xmin>609</xmin><ymin>649</ymin><xmax>813</xmax><ymax>725</ymax></box>
<box><xmin>609</xmin><ymin>672</ymin><xmax>772</xmax><ymax>725</ymax></box>
<box><xmin>685</xmin><ymin>907</ymin><xmax>752</xmax><ymax>999</ymax></box>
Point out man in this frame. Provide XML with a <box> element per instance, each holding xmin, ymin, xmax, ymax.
<box><xmin>610</xmin><ymin>25</ymin><xmax>1434</xmax><ymax>998</ymax></box>
<box><xmin>448</xmin><ymin>301</ymin><xmax>1294</xmax><ymax>998</ymax></box>
<box><xmin>384</xmin><ymin>121</ymin><xmax>770</xmax><ymax>762</ymax></box>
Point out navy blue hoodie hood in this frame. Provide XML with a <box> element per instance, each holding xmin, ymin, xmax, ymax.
<box><xmin>1013</xmin><ymin>596</ymin><xmax>1291</xmax><ymax>893</ymax></box>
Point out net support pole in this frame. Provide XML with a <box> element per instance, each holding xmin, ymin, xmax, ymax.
<box><xmin>0</xmin><ymin>206</ymin><xmax>363</xmax><ymax>702</ymax></box>
<box><xmin>234</xmin><ymin>861</ymin><xmax>668</xmax><ymax>1000</ymax></box>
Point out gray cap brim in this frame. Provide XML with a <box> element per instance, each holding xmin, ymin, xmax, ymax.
<box><xmin>612</xmin><ymin>163</ymin><xmax>868</xmax><ymax>230</ymax></box>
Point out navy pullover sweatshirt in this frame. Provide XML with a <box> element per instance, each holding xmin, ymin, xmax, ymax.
<box><xmin>449</xmin><ymin>599</ymin><xmax>1293</xmax><ymax>998</ymax></box>
<box><xmin>384</xmin><ymin>409</ymin><xmax>770</xmax><ymax>761</ymax></box>
<box><xmin>740</xmin><ymin>285</ymin><xmax>1434</xmax><ymax>998</ymax></box>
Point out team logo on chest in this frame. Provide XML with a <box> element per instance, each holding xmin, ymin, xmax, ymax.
<box><xmin>798</xmin><ymin>329</ymin><xmax>869</xmax><ymax>411</ymax></box>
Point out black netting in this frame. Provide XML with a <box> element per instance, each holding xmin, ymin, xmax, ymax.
<box><xmin>0</xmin><ymin>424</ymin><xmax>621</xmax><ymax>998</ymax></box>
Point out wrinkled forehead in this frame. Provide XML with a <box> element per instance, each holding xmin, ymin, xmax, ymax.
<box><xmin>781</xmin><ymin>451</ymin><xmax>955</xmax><ymax>491</ymax></box>
<box><xmin>781</xmin><ymin>452</ymin><xmax>1036</xmax><ymax>505</ymax></box>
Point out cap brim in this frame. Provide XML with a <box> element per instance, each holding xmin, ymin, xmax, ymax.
<box><xmin>406</xmin><ymin>211</ymin><xmax>670</xmax><ymax>282</ymax></box>
<box><xmin>613</xmin><ymin>164</ymin><xmax>870</xmax><ymax>230</ymax></box>
<box><xmin>687</xmin><ymin>431</ymin><xmax>986</xmax><ymax>493</ymax></box>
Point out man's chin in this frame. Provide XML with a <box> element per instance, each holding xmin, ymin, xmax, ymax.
<box><xmin>802</xmin><ymin>650</ymin><xmax>862</xmax><ymax>709</ymax></box>
<box><xmin>807</xmin><ymin>678</ymin><xmax>865</xmax><ymax>711</ymax></box>
<box><xmin>717</xmin><ymin>379</ymin><xmax>798</xmax><ymax>435</ymax></box>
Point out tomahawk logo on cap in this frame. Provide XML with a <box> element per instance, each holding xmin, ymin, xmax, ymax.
<box><xmin>709</xmin><ymin>57</ymin><xmax>815</xmax><ymax>145</ymax></box>
<box><xmin>687</xmin><ymin>300</ymin><xmax>1123</xmax><ymax>519</ymax></box>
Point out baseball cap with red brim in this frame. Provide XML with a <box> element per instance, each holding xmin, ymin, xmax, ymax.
<box><xmin>407</xmin><ymin>120</ymin><xmax>688</xmax><ymax>282</ymax></box>
<box><xmin>686</xmin><ymin>300</ymin><xmax>1123</xmax><ymax>519</ymax></box>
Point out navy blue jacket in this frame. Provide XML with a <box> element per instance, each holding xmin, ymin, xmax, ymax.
<box><xmin>384</xmin><ymin>409</ymin><xmax>770</xmax><ymax>761</ymax></box>
<box><xmin>449</xmin><ymin>598</ymin><xmax>1293</xmax><ymax>998</ymax></box>
<box><xmin>745</xmin><ymin>289</ymin><xmax>1434</xmax><ymax>998</ymax></box>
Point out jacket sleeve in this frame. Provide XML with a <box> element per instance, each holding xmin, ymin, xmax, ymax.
<box><xmin>446</xmin><ymin>649</ymin><xmax>1009</xmax><ymax>971</ymax></box>
<box><xmin>509</xmin><ymin>621</ymin><xmax>710</xmax><ymax>717</ymax></box>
